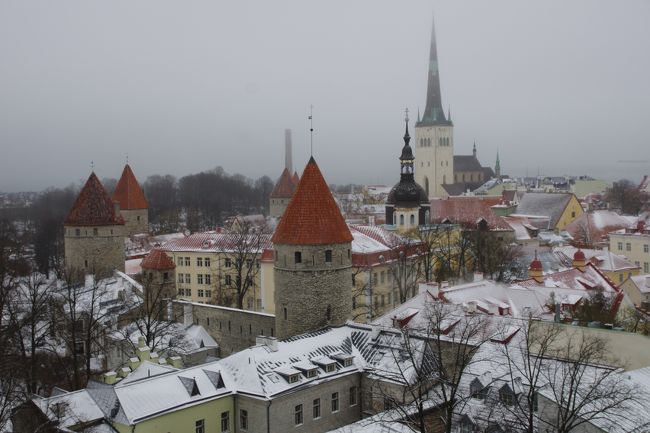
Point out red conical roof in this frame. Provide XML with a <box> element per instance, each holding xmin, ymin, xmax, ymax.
<box><xmin>112</xmin><ymin>164</ymin><xmax>148</xmax><ymax>210</ymax></box>
<box><xmin>65</xmin><ymin>173</ymin><xmax>125</xmax><ymax>226</ymax></box>
<box><xmin>272</xmin><ymin>157</ymin><xmax>352</xmax><ymax>245</ymax></box>
<box><xmin>270</xmin><ymin>168</ymin><xmax>297</xmax><ymax>199</ymax></box>
<box><xmin>141</xmin><ymin>248</ymin><xmax>175</xmax><ymax>270</ymax></box>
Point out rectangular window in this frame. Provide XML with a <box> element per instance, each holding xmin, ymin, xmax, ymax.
<box><xmin>373</xmin><ymin>272</ymin><xmax>378</xmax><ymax>284</ymax></box>
<box><xmin>225</xmin><ymin>258</ymin><xmax>232</xmax><ymax>268</ymax></box>
<box><xmin>645</xmin><ymin>245</ymin><xmax>649</xmax><ymax>253</ymax></box>
<box><xmin>225</xmin><ymin>275</ymin><xmax>232</xmax><ymax>285</ymax></box>
<box><xmin>197</xmin><ymin>257</ymin><xmax>203</xmax><ymax>267</ymax></box>
<box><xmin>325</xmin><ymin>250</ymin><xmax>332</xmax><ymax>263</ymax></box>
<box><xmin>205</xmin><ymin>274</ymin><xmax>211</xmax><ymax>285</ymax></box>
<box><xmin>331</xmin><ymin>392</ymin><xmax>339</xmax><ymax>412</ymax></box>
<box><xmin>196</xmin><ymin>419</ymin><xmax>205</xmax><ymax>433</ymax></box>
<box><xmin>221</xmin><ymin>411</ymin><xmax>229</xmax><ymax>432</ymax></box>
<box><xmin>294</xmin><ymin>404</ymin><xmax>303</xmax><ymax>426</ymax></box>
<box><xmin>645</xmin><ymin>262</ymin><xmax>649</xmax><ymax>273</ymax></box>
<box><xmin>240</xmin><ymin>409</ymin><xmax>248</xmax><ymax>431</ymax></box>
<box><xmin>186</xmin><ymin>288</ymin><xmax>192</xmax><ymax>296</ymax></box>
<box><xmin>185</xmin><ymin>273</ymin><xmax>191</xmax><ymax>284</ymax></box>
<box><xmin>198</xmin><ymin>289</ymin><xmax>204</xmax><ymax>298</ymax></box>
<box><xmin>185</xmin><ymin>257</ymin><xmax>191</xmax><ymax>266</ymax></box>
<box><xmin>295</xmin><ymin>251</ymin><xmax>302</xmax><ymax>264</ymax></box>
<box><xmin>205</xmin><ymin>257</ymin><xmax>211</xmax><ymax>267</ymax></box>
<box><xmin>205</xmin><ymin>290</ymin><xmax>212</xmax><ymax>298</ymax></box>
<box><xmin>178</xmin><ymin>274</ymin><xmax>184</xmax><ymax>283</ymax></box>
<box><xmin>197</xmin><ymin>274</ymin><xmax>204</xmax><ymax>284</ymax></box>
<box><xmin>380</xmin><ymin>271</ymin><xmax>385</xmax><ymax>284</ymax></box>
<box><xmin>349</xmin><ymin>386</ymin><xmax>358</xmax><ymax>406</ymax></box>
<box><xmin>177</xmin><ymin>257</ymin><xmax>183</xmax><ymax>266</ymax></box>
<box><xmin>627</xmin><ymin>243</ymin><xmax>632</xmax><ymax>252</ymax></box>
<box><xmin>313</xmin><ymin>398</ymin><xmax>321</xmax><ymax>419</ymax></box>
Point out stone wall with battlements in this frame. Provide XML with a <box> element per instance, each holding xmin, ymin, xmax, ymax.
<box><xmin>170</xmin><ymin>300</ymin><xmax>275</xmax><ymax>357</ymax></box>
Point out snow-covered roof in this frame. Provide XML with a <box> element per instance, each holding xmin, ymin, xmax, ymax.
<box><xmin>163</xmin><ymin>232</ymin><xmax>272</xmax><ymax>253</ymax></box>
<box><xmin>628</xmin><ymin>274</ymin><xmax>650</xmax><ymax>294</ymax></box>
<box><xmin>32</xmin><ymin>389</ymin><xmax>106</xmax><ymax>431</ymax></box>
<box><xmin>554</xmin><ymin>246</ymin><xmax>639</xmax><ymax>272</ymax></box>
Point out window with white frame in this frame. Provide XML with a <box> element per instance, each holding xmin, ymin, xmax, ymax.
<box><xmin>205</xmin><ymin>274</ymin><xmax>211</xmax><ymax>285</ymax></box>
<box><xmin>197</xmin><ymin>257</ymin><xmax>203</xmax><ymax>267</ymax></box>
<box><xmin>184</xmin><ymin>257</ymin><xmax>191</xmax><ymax>266</ymax></box>
<box><xmin>195</xmin><ymin>419</ymin><xmax>205</xmax><ymax>433</ymax></box>
<box><xmin>197</xmin><ymin>274</ymin><xmax>204</xmax><ymax>284</ymax></box>
<box><xmin>331</xmin><ymin>392</ymin><xmax>339</xmax><ymax>412</ymax></box>
<box><xmin>294</xmin><ymin>404</ymin><xmax>303</xmax><ymax>426</ymax></box>
<box><xmin>220</xmin><ymin>411</ymin><xmax>229</xmax><ymax>432</ymax></box>
<box><xmin>313</xmin><ymin>398</ymin><xmax>320</xmax><ymax>419</ymax></box>
<box><xmin>205</xmin><ymin>257</ymin><xmax>211</xmax><ymax>267</ymax></box>
<box><xmin>239</xmin><ymin>409</ymin><xmax>248</xmax><ymax>431</ymax></box>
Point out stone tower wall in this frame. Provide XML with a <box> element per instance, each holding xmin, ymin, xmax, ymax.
<box><xmin>142</xmin><ymin>267</ymin><xmax>176</xmax><ymax>300</ymax></box>
<box><xmin>64</xmin><ymin>224</ymin><xmax>125</xmax><ymax>276</ymax></box>
<box><xmin>274</xmin><ymin>242</ymin><xmax>352</xmax><ymax>339</ymax></box>
<box><xmin>120</xmin><ymin>208</ymin><xmax>149</xmax><ymax>235</ymax></box>
<box><xmin>414</xmin><ymin>124</ymin><xmax>454</xmax><ymax>198</ymax></box>
<box><xmin>269</xmin><ymin>198</ymin><xmax>290</xmax><ymax>218</ymax></box>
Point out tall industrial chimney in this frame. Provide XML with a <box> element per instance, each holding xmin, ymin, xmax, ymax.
<box><xmin>284</xmin><ymin>129</ymin><xmax>293</xmax><ymax>173</ymax></box>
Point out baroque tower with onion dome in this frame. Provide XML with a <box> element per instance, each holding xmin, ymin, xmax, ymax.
<box><xmin>64</xmin><ymin>172</ymin><xmax>125</xmax><ymax>277</ymax></box>
<box><xmin>415</xmin><ymin>12</ymin><xmax>454</xmax><ymax>198</ymax></box>
<box><xmin>386</xmin><ymin>114</ymin><xmax>431</xmax><ymax>233</ymax></box>
<box><xmin>272</xmin><ymin>157</ymin><xmax>353</xmax><ymax>339</ymax></box>
<box><xmin>112</xmin><ymin>164</ymin><xmax>149</xmax><ymax>235</ymax></box>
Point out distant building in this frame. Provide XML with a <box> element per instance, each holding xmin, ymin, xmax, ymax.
<box><xmin>609</xmin><ymin>212</ymin><xmax>650</xmax><ymax>274</ymax></box>
<box><xmin>269</xmin><ymin>167</ymin><xmax>298</xmax><ymax>218</ymax></box>
<box><xmin>514</xmin><ymin>192</ymin><xmax>583</xmax><ymax>232</ymax></box>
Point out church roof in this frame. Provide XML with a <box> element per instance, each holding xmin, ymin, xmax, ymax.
<box><xmin>453</xmin><ymin>155</ymin><xmax>483</xmax><ymax>172</ymax></box>
<box><xmin>272</xmin><ymin>157</ymin><xmax>353</xmax><ymax>245</ymax></box>
<box><xmin>141</xmin><ymin>248</ymin><xmax>175</xmax><ymax>270</ymax></box>
<box><xmin>270</xmin><ymin>168</ymin><xmax>297</xmax><ymax>199</ymax></box>
<box><xmin>112</xmin><ymin>164</ymin><xmax>148</xmax><ymax>210</ymax></box>
<box><xmin>65</xmin><ymin>172</ymin><xmax>125</xmax><ymax>227</ymax></box>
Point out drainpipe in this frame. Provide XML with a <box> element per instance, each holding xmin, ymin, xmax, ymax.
<box><xmin>267</xmin><ymin>399</ymin><xmax>273</xmax><ymax>433</ymax></box>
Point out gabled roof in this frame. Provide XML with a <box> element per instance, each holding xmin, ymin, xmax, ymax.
<box><xmin>141</xmin><ymin>248</ymin><xmax>175</xmax><ymax>270</ymax></box>
<box><xmin>270</xmin><ymin>168</ymin><xmax>297</xmax><ymax>199</ymax></box>
<box><xmin>272</xmin><ymin>157</ymin><xmax>353</xmax><ymax>245</ymax></box>
<box><xmin>454</xmin><ymin>155</ymin><xmax>483</xmax><ymax>172</ymax></box>
<box><xmin>430</xmin><ymin>197</ymin><xmax>513</xmax><ymax>231</ymax></box>
<box><xmin>515</xmin><ymin>192</ymin><xmax>576</xmax><ymax>229</ymax></box>
<box><xmin>112</xmin><ymin>164</ymin><xmax>148</xmax><ymax>210</ymax></box>
<box><xmin>65</xmin><ymin>172</ymin><xmax>125</xmax><ymax>226</ymax></box>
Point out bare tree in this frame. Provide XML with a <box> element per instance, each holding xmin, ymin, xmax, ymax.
<box><xmin>383</xmin><ymin>235</ymin><xmax>424</xmax><ymax>304</ymax></box>
<box><xmin>215</xmin><ymin>222</ymin><xmax>271</xmax><ymax>310</ymax></box>
<box><xmin>371</xmin><ymin>301</ymin><xmax>493</xmax><ymax>433</ymax></box>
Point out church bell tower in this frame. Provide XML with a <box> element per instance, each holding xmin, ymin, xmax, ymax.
<box><xmin>415</xmin><ymin>12</ymin><xmax>454</xmax><ymax>199</ymax></box>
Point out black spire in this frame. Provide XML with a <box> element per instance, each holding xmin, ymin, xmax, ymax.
<box><xmin>400</xmin><ymin>109</ymin><xmax>414</xmax><ymax>162</ymax></box>
<box><xmin>417</xmin><ymin>12</ymin><xmax>452</xmax><ymax>127</ymax></box>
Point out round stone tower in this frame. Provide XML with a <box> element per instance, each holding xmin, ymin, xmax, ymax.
<box><xmin>141</xmin><ymin>247</ymin><xmax>177</xmax><ymax>303</ymax></box>
<box><xmin>64</xmin><ymin>172</ymin><xmax>125</xmax><ymax>278</ymax></box>
<box><xmin>272</xmin><ymin>157</ymin><xmax>353</xmax><ymax>339</ymax></box>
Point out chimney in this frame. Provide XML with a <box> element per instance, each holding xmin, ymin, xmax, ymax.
<box><xmin>103</xmin><ymin>371</ymin><xmax>117</xmax><ymax>385</ymax></box>
<box><xmin>183</xmin><ymin>303</ymin><xmax>193</xmax><ymax>327</ymax></box>
<box><xmin>285</xmin><ymin>129</ymin><xmax>293</xmax><ymax>173</ymax></box>
<box><xmin>256</xmin><ymin>335</ymin><xmax>278</xmax><ymax>352</ymax></box>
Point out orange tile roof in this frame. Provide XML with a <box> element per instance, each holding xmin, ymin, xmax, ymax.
<box><xmin>270</xmin><ymin>168</ymin><xmax>297</xmax><ymax>199</ymax></box>
<box><xmin>112</xmin><ymin>164</ymin><xmax>148</xmax><ymax>210</ymax></box>
<box><xmin>65</xmin><ymin>172</ymin><xmax>125</xmax><ymax>226</ymax></box>
<box><xmin>141</xmin><ymin>248</ymin><xmax>175</xmax><ymax>270</ymax></box>
<box><xmin>272</xmin><ymin>157</ymin><xmax>353</xmax><ymax>245</ymax></box>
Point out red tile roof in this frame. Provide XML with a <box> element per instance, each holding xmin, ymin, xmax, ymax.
<box><xmin>430</xmin><ymin>197</ymin><xmax>513</xmax><ymax>231</ymax></box>
<box><xmin>272</xmin><ymin>157</ymin><xmax>353</xmax><ymax>245</ymax></box>
<box><xmin>270</xmin><ymin>168</ymin><xmax>297</xmax><ymax>199</ymax></box>
<box><xmin>141</xmin><ymin>248</ymin><xmax>175</xmax><ymax>270</ymax></box>
<box><xmin>112</xmin><ymin>164</ymin><xmax>148</xmax><ymax>210</ymax></box>
<box><xmin>292</xmin><ymin>172</ymin><xmax>300</xmax><ymax>187</ymax></box>
<box><xmin>65</xmin><ymin>172</ymin><xmax>125</xmax><ymax>226</ymax></box>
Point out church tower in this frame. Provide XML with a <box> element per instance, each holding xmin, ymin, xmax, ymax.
<box><xmin>415</xmin><ymin>12</ymin><xmax>454</xmax><ymax>199</ymax></box>
<box><xmin>64</xmin><ymin>172</ymin><xmax>125</xmax><ymax>278</ymax></box>
<box><xmin>386</xmin><ymin>114</ymin><xmax>430</xmax><ymax>233</ymax></box>
<box><xmin>272</xmin><ymin>157</ymin><xmax>353</xmax><ymax>339</ymax></box>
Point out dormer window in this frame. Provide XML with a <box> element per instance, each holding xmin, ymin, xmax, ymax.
<box><xmin>289</xmin><ymin>374</ymin><xmax>300</xmax><ymax>383</ymax></box>
<box><xmin>470</xmin><ymin>378</ymin><xmax>488</xmax><ymax>400</ymax></box>
<box><xmin>499</xmin><ymin>383</ymin><xmax>515</xmax><ymax>406</ymax></box>
<box><xmin>306</xmin><ymin>369</ymin><xmax>318</xmax><ymax>378</ymax></box>
<box><xmin>326</xmin><ymin>364</ymin><xmax>336</xmax><ymax>373</ymax></box>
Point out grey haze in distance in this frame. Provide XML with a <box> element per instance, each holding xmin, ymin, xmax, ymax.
<box><xmin>1</xmin><ymin>0</ymin><xmax>649</xmax><ymax>192</ymax></box>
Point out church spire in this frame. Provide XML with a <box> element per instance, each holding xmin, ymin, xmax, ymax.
<box><xmin>418</xmin><ymin>11</ymin><xmax>451</xmax><ymax>127</ymax></box>
<box><xmin>495</xmin><ymin>150</ymin><xmax>501</xmax><ymax>177</ymax></box>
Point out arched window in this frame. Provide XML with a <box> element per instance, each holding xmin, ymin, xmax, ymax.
<box><xmin>399</xmin><ymin>215</ymin><xmax>404</xmax><ymax>225</ymax></box>
<box><xmin>410</xmin><ymin>214</ymin><xmax>415</xmax><ymax>225</ymax></box>
<box><xmin>393</xmin><ymin>213</ymin><xmax>397</xmax><ymax>225</ymax></box>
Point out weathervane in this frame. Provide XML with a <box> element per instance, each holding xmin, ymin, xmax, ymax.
<box><xmin>90</xmin><ymin>160</ymin><xmax>94</xmax><ymax>171</ymax></box>
<box><xmin>309</xmin><ymin>105</ymin><xmax>314</xmax><ymax>157</ymax></box>
<box><xmin>405</xmin><ymin>107</ymin><xmax>409</xmax><ymax>123</ymax></box>
<box><xmin>126</xmin><ymin>153</ymin><xmax>129</xmax><ymax>165</ymax></box>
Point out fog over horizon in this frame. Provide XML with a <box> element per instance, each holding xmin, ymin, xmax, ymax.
<box><xmin>1</xmin><ymin>0</ymin><xmax>649</xmax><ymax>193</ymax></box>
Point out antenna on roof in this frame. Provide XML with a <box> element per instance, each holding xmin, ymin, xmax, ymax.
<box><xmin>308</xmin><ymin>105</ymin><xmax>314</xmax><ymax>157</ymax></box>
<box><xmin>90</xmin><ymin>160</ymin><xmax>95</xmax><ymax>172</ymax></box>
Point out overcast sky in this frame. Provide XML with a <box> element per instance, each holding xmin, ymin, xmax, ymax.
<box><xmin>1</xmin><ymin>0</ymin><xmax>649</xmax><ymax>192</ymax></box>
